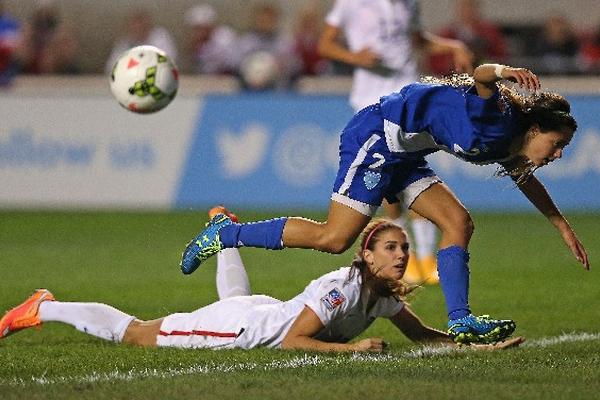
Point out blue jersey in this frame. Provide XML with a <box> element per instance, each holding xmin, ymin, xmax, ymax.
<box><xmin>332</xmin><ymin>82</ymin><xmax>521</xmax><ymax>215</ymax></box>
<box><xmin>379</xmin><ymin>83</ymin><xmax>520</xmax><ymax>164</ymax></box>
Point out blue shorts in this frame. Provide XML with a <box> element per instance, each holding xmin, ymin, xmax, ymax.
<box><xmin>332</xmin><ymin>104</ymin><xmax>440</xmax><ymax>216</ymax></box>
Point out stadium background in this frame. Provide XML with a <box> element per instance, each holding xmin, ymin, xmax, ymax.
<box><xmin>2</xmin><ymin>0</ymin><xmax>600</xmax><ymax>211</ymax></box>
<box><xmin>4</xmin><ymin>0</ymin><xmax>600</xmax><ymax>74</ymax></box>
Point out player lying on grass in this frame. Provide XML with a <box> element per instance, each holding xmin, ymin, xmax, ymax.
<box><xmin>180</xmin><ymin>63</ymin><xmax>589</xmax><ymax>345</ymax></box>
<box><xmin>1</xmin><ymin>213</ymin><xmax>523</xmax><ymax>352</ymax></box>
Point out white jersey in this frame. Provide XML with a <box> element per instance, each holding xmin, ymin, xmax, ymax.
<box><xmin>157</xmin><ymin>267</ymin><xmax>404</xmax><ymax>349</ymax></box>
<box><xmin>325</xmin><ymin>0</ymin><xmax>421</xmax><ymax>111</ymax></box>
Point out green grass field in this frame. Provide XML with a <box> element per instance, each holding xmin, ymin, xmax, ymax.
<box><xmin>1</xmin><ymin>210</ymin><xmax>599</xmax><ymax>399</ymax></box>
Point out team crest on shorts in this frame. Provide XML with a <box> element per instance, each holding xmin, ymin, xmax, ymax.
<box><xmin>364</xmin><ymin>170</ymin><xmax>381</xmax><ymax>190</ymax></box>
<box><xmin>321</xmin><ymin>288</ymin><xmax>346</xmax><ymax>311</ymax></box>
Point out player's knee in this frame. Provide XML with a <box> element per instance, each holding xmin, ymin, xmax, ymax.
<box><xmin>326</xmin><ymin>239</ymin><xmax>353</xmax><ymax>254</ymax></box>
<box><xmin>314</xmin><ymin>231</ymin><xmax>353</xmax><ymax>254</ymax></box>
<box><xmin>122</xmin><ymin>319</ymin><xmax>160</xmax><ymax>347</ymax></box>
<box><xmin>439</xmin><ymin>210</ymin><xmax>474</xmax><ymax>241</ymax></box>
<box><xmin>455</xmin><ymin>212</ymin><xmax>474</xmax><ymax>240</ymax></box>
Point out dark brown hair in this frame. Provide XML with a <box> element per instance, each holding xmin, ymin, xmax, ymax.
<box><xmin>422</xmin><ymin>73</ymin><xmax>577</xmax><ymax>184</ymax></box>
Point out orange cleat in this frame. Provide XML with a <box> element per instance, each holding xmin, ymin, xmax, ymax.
<box><xmin>419</xmin><ymin>255</ymin><xmax>439</xmax><ymax>285</ymax></box>
<box><xmin>208</xmin><ymin>205</ymin><xmax>239</xmax><ymax>223</ymax></box>
<box><xmin>0</xmin><ymin>289</ymin><xmax>55</xmax><ymax>339</ymax></box>
<box><xmin>402</xmin><ymin>252</ymin><xmax>423</xmax><ymax>285</ymax></box>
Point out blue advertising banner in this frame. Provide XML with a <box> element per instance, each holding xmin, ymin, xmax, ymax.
<box><xmin>176</xmin><ymin>94</ymin><xmax>600</xmax><ymax>211</ymax></box>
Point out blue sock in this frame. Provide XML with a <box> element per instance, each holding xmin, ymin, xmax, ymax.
<box><xmin>437</xmin><ymin>245</ymin><xmax>471</xmax><ymax>320</ymax></box>
<box><xmin>219</xmin><ymin>218</ymin><xmax>287</xmax><ymax>250</ymax></box>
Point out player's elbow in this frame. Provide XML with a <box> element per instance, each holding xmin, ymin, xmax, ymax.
<box><xmin>281</xmin><ymin>334</ymin><xmax>301</xmax><ymax>350</ymax></box>
<box><xmin>317</xmin><ymin>237</ymin><xmax>353</xmax><ymax>254</ymax></box>
<box><xmin>317</xmin><ymin>39</ymin><xmax>331</xmax><ymax>58</ymax></box>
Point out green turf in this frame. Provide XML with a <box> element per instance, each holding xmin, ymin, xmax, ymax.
<box><xmin>0</xmin><ymin>210</ymin><xmax>599</xmax><ymax>399</ymax></box>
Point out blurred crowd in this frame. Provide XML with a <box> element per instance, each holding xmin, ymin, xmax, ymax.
<box><xmin>2</xmin><ymin>0</ymin><xmax>600</xmax><ymax>89</ymax></box>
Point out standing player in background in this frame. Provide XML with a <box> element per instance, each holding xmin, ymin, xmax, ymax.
<box><xmin>1</xmin><ymin>211</ymin><xmax>523</xmax><ymax>351</ymax></box>
<box><xmin>0</xmin><ymin>0</ymin><xmax>20</xmax><ymax>86</ymax></box>
<box><xmin>180</xmin><ymin>63</ymin><xmax>590</xmax><ymax>345</ymax></box>
<box><xmin>317</xmin><ymin>0</ymin><xmax>475</xmax><ymax>285</ymax></box>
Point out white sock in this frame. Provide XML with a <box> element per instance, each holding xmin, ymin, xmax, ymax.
<box><xmin>39</xmin><ymin>301</ymin><xmax>135</xmax><ymax>343</ymax></box>
<box><xmin>217</xmin><ymin>248</ymin><xmax>252</xmax><ymax>299</ymax></box>
<box><xmin>411</xmin><ymin>218</ymin><xmax>438</xmax><ymax>259</ymax></box>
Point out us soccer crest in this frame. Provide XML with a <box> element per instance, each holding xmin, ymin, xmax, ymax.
<box><xmin>364</xmin><ymin>170</ymin><xmax>381</xmax><ymax>190</ymax></box>
<box><xmin>321</xmin><ymin>288</ymin><xmax>346</xmax><ymax>311</ymax></box>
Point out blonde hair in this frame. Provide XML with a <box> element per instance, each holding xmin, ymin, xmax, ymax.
<box><xmin>348</xmin><ymin>219</ymin><xmax>417</xmax><ymax>299</ymax></box>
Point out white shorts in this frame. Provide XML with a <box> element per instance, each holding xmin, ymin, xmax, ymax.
<box><xmin>156</xmin><ymin>295</ymin><xmax>281</xmax><ymax>349</ymax></box>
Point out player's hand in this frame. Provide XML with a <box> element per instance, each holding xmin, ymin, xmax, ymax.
<box><xmin>501</xmin><ymin>67</ymin><xmax>541</xmax><ymax>92</ymax></box>
<box><xmin>464</xmin><ymin>336</ymin><xmax>526</xmax><ymax>351</ymax></box>
<box><xmin>559</xmin><ymin>225</ymin><xmax>590</xmax><ymax>270</ymax></box>
<box><xmin>451</xmin><ymin>44</ymin><xmax>474</xmax><ymax>73</ymax></box>
<box><xmin>353</xmin><ymin>337</ymin><xmax>388</xmax><ymax>352</ymax></box>
<box><xmin>352</xmin><ymin>47</ymin><xmax>382</xmax><ymax>69</ymax></box>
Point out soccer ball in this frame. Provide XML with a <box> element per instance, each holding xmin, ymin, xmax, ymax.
<box><xmin>110</xmin><ymin>45</ymin><xmax>179</xmax><ymax>113</ymax></box>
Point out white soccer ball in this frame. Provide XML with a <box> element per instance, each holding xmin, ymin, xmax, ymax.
<box><xmin>110</xmin><ymin>45</ymin><xmax>179</xmax><ymax>113</ymax></box>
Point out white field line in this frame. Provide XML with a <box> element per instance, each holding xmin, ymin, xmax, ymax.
<box><xmin>2</xmin><ymin>331</ymin><xmax>599</xmax><ymax>387</ymax></box>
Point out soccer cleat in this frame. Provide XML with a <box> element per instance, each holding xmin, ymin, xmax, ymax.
<box><xmin>180</xmin><ymin>213</ymin><xmax>233</xmax><ymax>275</ymax></box>
<box><xmin>0</xmin><ymin>289</ymin><xmax>55</xmax><ymax>339</ymax></box>
<box><xmin>448</xmin><ymin>314</ymin><xmax>516</xmax><ymax>344</ymax></box>
<box><xmin>208</xmin><ymin>205</ymin><xmax>239</xmax><ymax>223</ymax></box>
<box><xmin>419</xmin><ymin>255</ymin><xmax>439</xmax><ymax>285</ymax></box>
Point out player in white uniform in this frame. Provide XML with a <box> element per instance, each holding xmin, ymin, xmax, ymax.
<box><xmin>0</xmin><ymin>215</ymin><xmax>523</xmax><ymax>352</ymax></box>
<box><xmin>318</xmin><ymin>0</ymin><xmax>475</xmax><ymax>284</ymax></box>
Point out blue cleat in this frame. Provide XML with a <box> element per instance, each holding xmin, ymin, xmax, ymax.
<box><xmin>180</xmin><ymin>213</ymin><xmax>233</xmax><ymax>275</ymax></box>
<box><xmin>448</xmin><ymin>314</ymin><xmax>516</xmax><ymax>344</ymax></box>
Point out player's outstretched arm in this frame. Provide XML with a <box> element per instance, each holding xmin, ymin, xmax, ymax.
<box><xmin>390</xmin><ymin>306</ymin><xmax>525</xmax><ymax>350</ymax></box>
<box><xmin>416</xmin><ymin>31</ymin><xmax>474</xmax><ymax>73</ymax></box>
<box><xmin>281</xmin><ymin>306</ymin><xmax>385</xmax><ymax>352</ymax></box>
<box><xmin>509</xmin><ymin>174</ymin><xmax>590</xmax><ymax>269</ymax></box>
<box><xmin>389</xmin><ymin>306</ymin><xmax>452</xmax><ymax>344</ymax></box>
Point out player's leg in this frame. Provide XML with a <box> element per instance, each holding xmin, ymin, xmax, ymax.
<box><xmin>409</xmin><ymin>209</ymin><xmax>439</xmax><ymax>284</ymax></box>
<box><xmin>180</xmin><ymin>105</ymin><xmax>385</xmax><ymax>274</ymax></box>
<box><xmin>281</xmin><ymin>200</ymin><xmax>371</xmax><ymax>252</ymax></box>
<box><xmin>216</xmin><ymin>249</ymin><xmax>252</xmax><ymax>299</ymax></box>
<box><xmin>382</xmin><ymin>199</ymin><xmax>422</xmax><ymax>284</ymax></box>
<box><xmin>410</xmin><ymin>183</ymin><xmax>515</xmax><ymax>343</ymax></box>
<box><xmin>0</xmin><ymin>289</ymin><xmax>136</xmax><ymax>344</ymax></box>
<box><xmin>207</xmin><ymin>206</ymin><xmax>252</xmax><ymax>299</ymax></box>
<box><xmin>122</xmin><ymin>319</ymin><xmax>163</xmax><ymax>347</ymax></box>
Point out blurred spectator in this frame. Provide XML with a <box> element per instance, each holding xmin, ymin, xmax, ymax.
<box><xmin>236</xmin><ymin>3</ymin><xmax>301</xmax><ymax>90</ymax></box>
<box><xmin>105</xmin><ymin>9</ymin><xmax>177</xmax><ymax>73</ymax></box>
<box><xmin>531</xmin><ymin>15</ymin><xmax>579</xmax><ymax>74</ymax></box>
<box><xmin>184</xmin><ymin>4</ymin><xmax>237</xmax><ymax>74</ymax></box>
<box><xmin>292</xmin><ymin>5</ymin><xmax>329</xmax><ymax>76</ymax></box>
<box><xmin>580</xmin><ymin>23</ymin><xmax>600</xmax><ymax>73</ymax></box>
<box><xmin>0</xmin><ymin>0</ymin><xmax>20</xmax><ymax>85</ymax></box>
<box><xmin>429</xmin><ymin>0</ymin><xmax>506</xmax><ymax>75</ymax></box>
<box><xmin>14</xmin><ymin>0</ymin><xmax>80</xmax><ymax>75</ymax></box>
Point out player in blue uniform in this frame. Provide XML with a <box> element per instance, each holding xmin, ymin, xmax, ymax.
<box><xmin>180</xmin><ymin>63</ymin><xmax>590</xmax><ymax>344</ymax></box>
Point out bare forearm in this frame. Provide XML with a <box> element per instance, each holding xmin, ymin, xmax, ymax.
<box><xmin>518</xmin><ymin>176</ymin><xmax>567</xmax><ymax>229</ymax></box>
<box><xmin>473</xmin><ymin>64</ymin><xmax>503</xmax><ymax>85</ymax></box>
<box><xmin>391</xmin><ymin>308</ymin><xmax>451</xmax><ymax>345</ymax></box>
<box><xmin>419</xmin><ymin>31</ymin><xmax>465</xmax><ymax>54</ymax></box>
<box><xmin>411</xmin><ymin>327</ymin><xmax>452</xmax><ymax>345</ymax></box>
<box><xmin>317</xmin><ymin>39</ymin><xmax>358</xmax><ymax>66</ymax></box>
